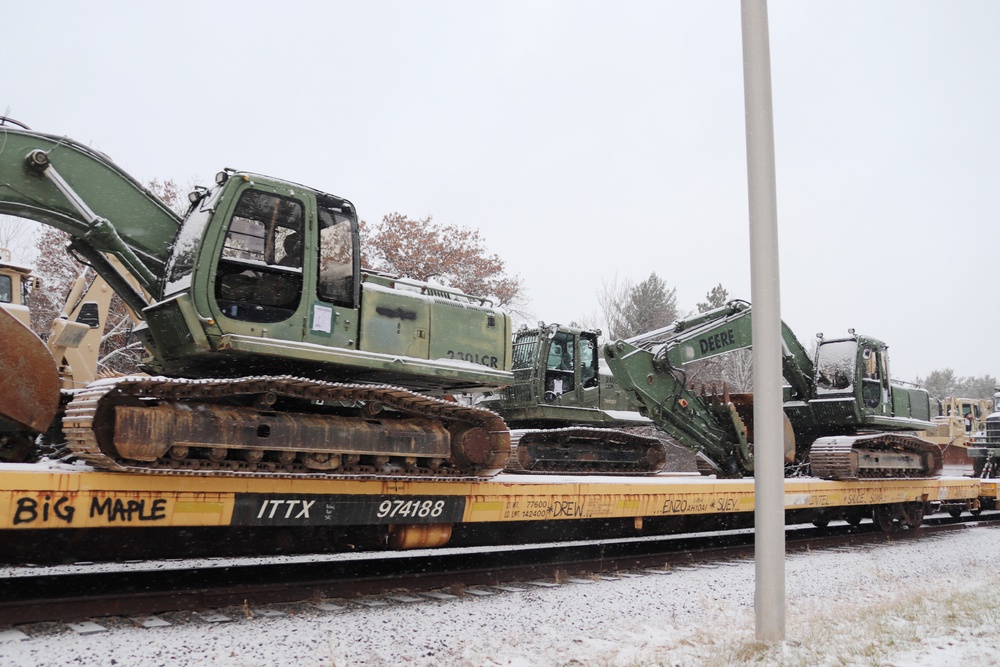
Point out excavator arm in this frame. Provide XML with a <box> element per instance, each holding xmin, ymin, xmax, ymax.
<box><xmin>0</xmin><ymin>121</ymin><xmax>182</xmax><ymax>301</ymax></box>
<box><xmin>604</xmin><ymin>301</ymin><xmax>813</xmax><ymax>475</ymax></box>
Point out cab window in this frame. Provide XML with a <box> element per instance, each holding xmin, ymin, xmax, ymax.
<box><xmin>580</xmin><ymin>335</ymin><xmax>599</xmax><ymax>387</ymax></box>
<box><xmin>0</xmin><ymin>275</ymin><xmax>11</xmax><ymax>303</ymax></box>
<box><xmin>214</xmin><ymin>190</ymin><xmax>304</xmax><ymax>323</ymax></box>
<box><xmin>546</xmin><ymin>332</ymin><xmax>576</xmax><ymax>395</ymax></box>
<box><xmin>317</xmin><ymin>206</ymin><xmax>355</xmax><ymax>307</ymax></box>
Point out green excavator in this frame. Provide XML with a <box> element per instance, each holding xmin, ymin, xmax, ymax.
<box><xmin>0</xmin><ymin>119</ymin><xmax>514</xmax><ymax>478</ymax></box>
<box><xmin>603</xmin><ymin>300</ymin><xmax>943</xmax><ymax>481</ymax></box>
<box><xmin>483</xmin><ymin>323</ymin><xmax>667</xmax><ymax>474</ymax></box>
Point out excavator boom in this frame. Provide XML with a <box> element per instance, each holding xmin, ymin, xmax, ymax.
<box><xmin>0</xmin><ymin>123</ymin><xmax>182</xmax><ymax>298</ymax></box>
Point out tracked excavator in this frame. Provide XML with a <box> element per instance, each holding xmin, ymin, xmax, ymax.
<box><xmin>482</xmin><ymin>323</ymin><xmax>667</xmax><ymax>474</ymax></box>
<box><xmin>0</xmin><ymin>120</ymin><xmax>514</xmax><ymax>478</ymax></box>
<box><xmin>603</xmin><ymin>300</ymin><xmax>943</xmax><ymax>480</ymax></box>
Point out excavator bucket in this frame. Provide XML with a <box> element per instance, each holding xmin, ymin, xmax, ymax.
<box><xmin>0</xmin><ymin>307</ymin><xmax>60</xmax><ymax>433</ymax></box>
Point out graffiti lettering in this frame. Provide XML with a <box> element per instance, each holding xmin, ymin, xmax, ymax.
<box><xmin>13</xmin><ymin>496</ymin><xmax>76</xmax><ymax>525</ymax></box>
<box><xmin>663</xmin><ymin>499</ymin><xmax>688</xmax><ymax>513</ymax></box>
<box><xmin>90</xmin><ymin>497</ymin><xmax>168</xmax><ymax>522</ymax></box>
<box><xmin>552</xmin><ymin>501</ymin><xmax>583</xmax><ymax>518</ymax></box>
<box><xmin>715</xmin><ymin>497</ymin><xmax>738</xmax><ymax>512</ymax></box>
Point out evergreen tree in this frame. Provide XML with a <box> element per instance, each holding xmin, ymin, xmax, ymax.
<box><xmin>697</xmin><ymin>283</ymin><xmax>730</xmax><ymax>313</ymax></box>
<box><xmin>917</xmin><ymin>369</ymin><xmax>960</xmax><ymax>400</ymax></box>
<box><xmin>621</xmin><ymin>272</ymin><xmax>678</xmax><ymax>338</ymax></box>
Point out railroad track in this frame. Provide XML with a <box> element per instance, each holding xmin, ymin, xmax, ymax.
<box><xmin>3</xmin><ymin>515</ymin><xmax>995</xmax><ymax>628</ymax></box>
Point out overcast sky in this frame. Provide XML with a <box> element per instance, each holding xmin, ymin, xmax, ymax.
<box><xmin>4</xmin><ymin>1</ymin><xmax>998</xmax><ymax>382</ymax></box>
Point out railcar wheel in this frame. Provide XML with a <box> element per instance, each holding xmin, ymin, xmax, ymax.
<box><xmin>873</xmin><ymin>503</ymin><xmax>923</xmax><ymax>532</ymax></box>
<box><xmin>900</xmin><ymin>502</ymin><xmax>924</xmax><ymax>529</ymax></box>
<box><xmin>873</xmin><ymin>504</ymin><xmax>898</xmax><ymax>532</ymax></box>
<box><xmin>844</xmin><ymin>509</ymin><xmax>866</xmax><ymax>527</ymax></box>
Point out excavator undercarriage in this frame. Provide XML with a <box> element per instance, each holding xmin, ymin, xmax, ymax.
<box><xmin>505</xmin><ymin>427</ymin><xmax>666</xmax><ymax>474</ymax></box>
<box><xmin>807</xmin><ymin>434</ymin><xmax>943</xmax><ymax>480</ymax></box>
<box><xmin>63</xmin><ymin>376</ymin><xmax>510</xmax><ymax>479</ymax></box>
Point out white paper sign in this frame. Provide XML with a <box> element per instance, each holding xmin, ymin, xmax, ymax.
<box><xmin>312</xmin><ymin>304</ymin><xmax>333</xmax><ymax>333</ymax></box>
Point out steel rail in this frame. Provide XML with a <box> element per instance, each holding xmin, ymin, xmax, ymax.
<box><xmin>1</xmin><ymin>519</ymin><xmax>988</xmax><ymax>626</ymax></box>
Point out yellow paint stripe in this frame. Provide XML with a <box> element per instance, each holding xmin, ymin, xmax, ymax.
<box><xmin>173</xmin><ymin>501</ymin><xmax>226</xmax><ymax>514</ymax></box>
<box><xmin>471</xmin><ymin>501</ymin><xmax>504</xmax><ymax>512</ymax></box>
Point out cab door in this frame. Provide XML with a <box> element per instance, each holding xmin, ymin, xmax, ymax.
<box><xmin>575</xmin><ymin>332</ymin><xmax>602</xmax><ymax>409</ymax></box>
<box><xmin>301</xmin><ymin>198</ymin><xmax>360</xmax><ymax>351</ymax></box>
<box><xmin>859</xmin><ymin>344</ymin><xmax>890</xmax><ymax>417</ymax></box>
<box><xmin>209</xmin><ymin>185</ymin><xmax>308</xmax><ymax>342</ymax></box>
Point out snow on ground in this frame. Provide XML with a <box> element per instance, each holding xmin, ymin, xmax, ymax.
<box><xmin>2</xmin><ymin>524</ymin><xmax>1000</xmax><ymax>666</ymax></box>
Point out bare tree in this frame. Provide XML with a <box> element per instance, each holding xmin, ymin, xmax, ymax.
<box><xmin>0</xmin><ymin>215</ymin><xmax>38</xmax><ymax>263</ymax></box>
<box><xmin>28</xmin><ymin>227</ymin><xmax>81</xmax><ymax>339</ymax></box>
<box><xmin>146</xmin><ymin>178</ymin><xmax>188</xmax><ymax>216</ymax></box>
<box><xmin>597</xmin><ymin>273</ymin><xmax>634</xmax><ymax>341</ymax></box>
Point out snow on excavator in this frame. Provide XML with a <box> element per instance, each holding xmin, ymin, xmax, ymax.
<box><xmin>603</xmin><ymin>300</ymin><xmax>943</xmax><ymax>481</ymax></box>
<box><xmin>0</xmin><ymin>120</ymin><xmax>513</xmax><ymax>478</ymax></box>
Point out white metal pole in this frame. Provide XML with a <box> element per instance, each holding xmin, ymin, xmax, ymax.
<box><xmin>741</xmin><ymin>0</ymin><xmax>786</xmax><ymax>642</ymax></box>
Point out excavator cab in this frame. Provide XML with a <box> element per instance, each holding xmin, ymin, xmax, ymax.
<box><xmin>814</xmin><ymin>335</ymin><xmax>899</xmax><ymax>420</ymax></box>
<box><xmin>493</xmin><ymin>324</ymin><xmax>637</xmax><ymax>420</ymax></box>
<box><xmin>143</xmin><ymin>169</ymin><xmax>510</xmax><ymax>389</ymax></box>
<box><xmin>208</xmin><ymin>188</ymin><xmax>358</xmax><ymax>325</ymax></box>
<box><xmin>541</xmin><ymin>328</ymin><xmax>603</xmax><ymax>404</ymax></box>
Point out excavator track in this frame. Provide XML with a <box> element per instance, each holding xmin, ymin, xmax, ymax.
<box><xmin>808</xmin><ymin>433</ymin><xmax>944</xmax><ymax>480</ymax></box>
<box><xmin>62</xmin><ymin>375</ymin><xmax>510</xmax><ymax>480</ymax></box>
<box><xmin>505</xmin><ymin>427</ymin><xmax>666</xmax><ymax>475</ymax></box>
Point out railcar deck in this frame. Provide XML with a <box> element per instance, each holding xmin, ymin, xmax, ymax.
<box><xmin>0</xmin><ymin>463</ymin><xmax>981</xmax><ymax>532</ymax></box>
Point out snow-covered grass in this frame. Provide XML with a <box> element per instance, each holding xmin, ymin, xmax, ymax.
<box><xmin>673</xmin><ymin>570</ymin><xmax>1000</xmax><ymax>666</ymax></box>
<box><xmin>1</xmin><ymin>524</ymin><xmax>999</xmax><ymax>666</ymax></box>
